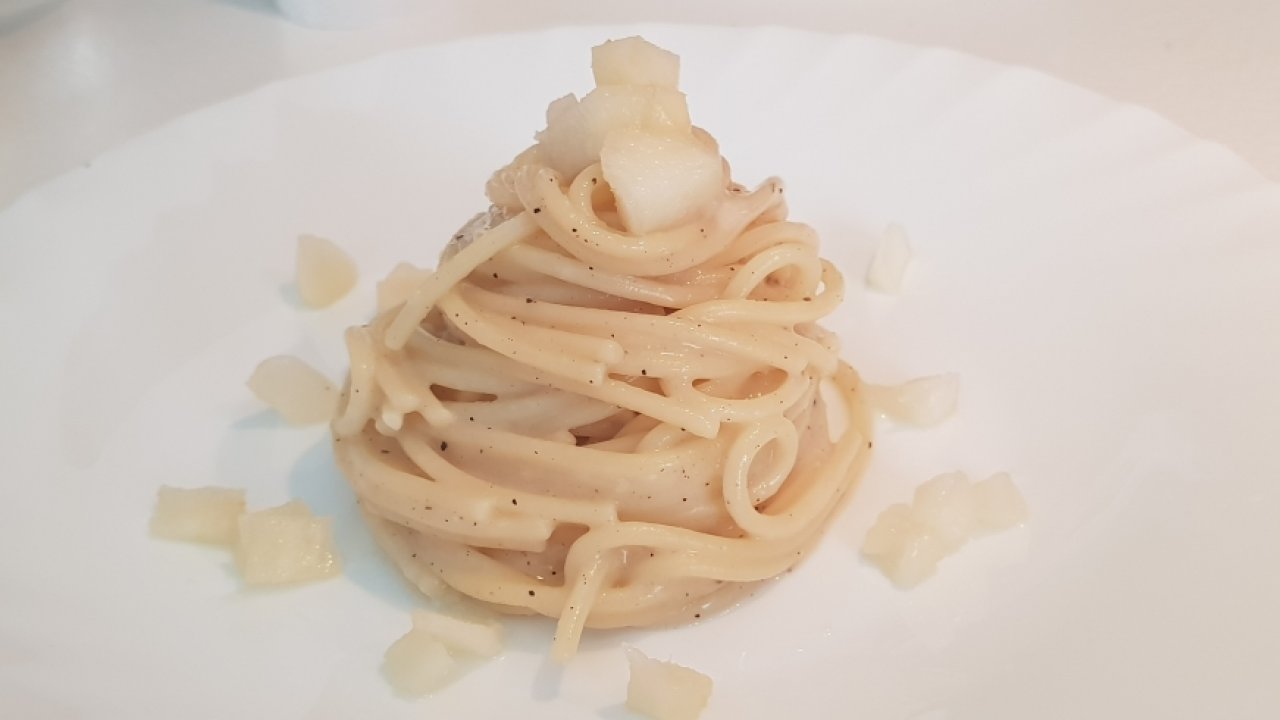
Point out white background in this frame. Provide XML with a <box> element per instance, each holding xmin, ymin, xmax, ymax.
<box><xmin>1</xmin><ymin>0</ymin><xmax>1278</xmax><ymax>208</ymax></box>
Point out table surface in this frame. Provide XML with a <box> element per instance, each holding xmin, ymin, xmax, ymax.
<box><xmin>2</xmin><ymin>0</ymin><xmax>1278</xmax><ymax>210</ymax></box>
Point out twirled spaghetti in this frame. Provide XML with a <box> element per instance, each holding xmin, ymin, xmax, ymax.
<box><xmin>331</xmin><ymin>37</ymin><xmax>872</xmax><ymax>660</ymax></box>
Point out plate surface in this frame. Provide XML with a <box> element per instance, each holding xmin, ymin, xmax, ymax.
<box><xmin>2</xmin><ymin>25</ymin><xmax>1279</xmax><ymax>720</ymax></box>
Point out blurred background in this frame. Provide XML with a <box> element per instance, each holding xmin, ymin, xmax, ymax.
<box><xmin>2</xmin><ymin>0</ymin><xmax>1277</xmax><ymax>208</ymax></box>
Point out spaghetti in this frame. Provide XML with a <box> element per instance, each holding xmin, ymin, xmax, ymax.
<box><xmin>331</xmin><ymin>37</ymin><xmax>872</xmax><ymax>661</ymax></box>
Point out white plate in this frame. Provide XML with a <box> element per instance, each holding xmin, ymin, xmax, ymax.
<box><xmin>3</xmin><ymin>25</ymin><xmax>1279</xmax><ymax>720</ymax></box>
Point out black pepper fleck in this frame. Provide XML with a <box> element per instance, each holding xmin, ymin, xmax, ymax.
<box><xmin>440</xmin><ymin>441</ymin><xmax>448</xmax><ymax>451</ymax></box>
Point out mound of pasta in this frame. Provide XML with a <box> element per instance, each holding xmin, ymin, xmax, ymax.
<box><xmin>331</xmin><ymin>37</ymin><xmax>873</xmax><ymax>660</ymax></box>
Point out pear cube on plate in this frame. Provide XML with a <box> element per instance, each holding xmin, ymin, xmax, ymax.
<box><xmin>411</xmin><ymin>608</ymin><xmax>504</xmax><ymax>658</ymax></box>
<box><xmin>973</xmin><ymin>472</ymin><xmax>1030</xmax><ymax>531</ymax></box>
<box><xmin>866</xmin><ymin>373</ymin><xmax>959</xmax><ymax>427</ymax></box>
<box><xmin>296</xmin><ymin>234</ymin><xmax>357</xmax><ymax>308</ymax></box>
<box><xmin>246</xmin><ymin>355</ymin><xmax>338</xmax><ymax>426</ymax></box>
<box><xmin>236</xmin><ymin>502</ymin><xmax>340</xmax><ymax>586</ymax></box>
<box><xmin>863</xmin><ymin>471</ymin><xmax>1028</xmax><ymax>588</ymax></box>
<box><xmin>150</xmin><ymin>485</ymin><xmax>246</xmax><ymax>545</ymax></box>
<box><xmin>592</xmin><ymin>36</ymin><xmax>680</xmax><ymax>88</ymax></box>
<box><xmin>250</xmin><ymin>499</ymin><xmax>313</xmax><ymax>519</ymax></box>
<box><xmin>625</xmin><ymin>647</ymin><xmax>713</xmax><ymax>720</ymax></box>
<box><xmin>859</xmin><ymin>502</ymin><xmax>916</xmax><ymax>558</ymax></box>
<box><xmin>911</xmin><ymin>472</ymin><xmax>979</xmax><ymax>551</ymax></box>
<box><xmin>879</xmin><ymin>529</ymin><xmax>949</xmax><ymax>589</ymax></box>
<box><xmin>382</xmin><ymin>627</ymin><xmax>457</xmax><ymax>697</ymax></box>
<box><xmin>861</xmin><ymin>503</ymin><xmax>948</xmax><ymax>588</ymax></box>
<box><xmin>377</xmin><ymin>262</ymin><xmax>433</xmax><ymax>312</ymax></box>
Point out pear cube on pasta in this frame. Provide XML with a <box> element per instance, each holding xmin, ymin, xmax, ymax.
<box><xmin>592</xmin><ymin>36</ymin><xmax>680</xmax><ymax>88</ymax></box>
<box><xmin>486</xmin><ymin>144</ymin><xmax>546</xmax><ymax>212</ymax></box>
<box><xmin>382</xmin><ymin>627</ymin><xmax>457</xmax><ymax>697</ymax></box>
<box><xmin>625</xmin><ymin>647</ymin><xmax>713</xmax><ymax>720</ymax></box>
<box><xmin>149</xmin><ymin>485</ymin><xmax>246</xmax><ymax>545</ymax></box>
<box><xmin>246</xmin><ymin>355</ymin><xmax>338</xmax><ymax>426</ymax></box>
<box><xmin>545</xmin><ymin>93</ymin><xmax>579</xmax><ymax>124</ymax></box>
<box><xmin>536</xmin><ymin>85</ymin><xmax>692</xmax><ymax>177</ymax></box>
<box><xmin>295</xmin><ymin>234</ymin><xmax>357</xmax><ymax>308</ymax></box>
<box><xmin>236</xmin><ymin>502</ymin><xmax>341</xmax><ymax>586</ymax></box>
<box><xmin>410</xmin><ymin>608</ymin><xmax>503</xmax><ymax>658</ymax></box>
<box><xmin>601</xmin><ymin>128</ymin><xmax>723</xmax><ymax>234</ymax></box>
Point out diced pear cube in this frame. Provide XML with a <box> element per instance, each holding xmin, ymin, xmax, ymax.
<box><xmin>883</xmin><ymin>530</ymin><xmax>948</xmax><ymax>589</ymax></box>
<box><xmin>625</xmin><ymin>647</ymin><xmax>713</xmax><ymax>720</ymax></box>
<box><xmin>382</xmin><ymin>627</ymin><xmax>457</xmax><ymax>697</ymax></box>
<box><xmin>410</xmin><ymin>609</ymin><xmax>503</xmax><ymax>658</ymax></box>
<box><xmin>862</xmin><ymin>501</ymin><xmax>949</xmax><ymax>588</ymax></box>
<box><xmin>485</xmin><ymin>144</ymin><xmax>546</xmax><ymax>213</ymax></box>
<box><xmin>296</xmin><ymin>234</ymin><xmax>357</xmax><ymax>308</ymax></box>
<box><xmin>536</xmin><ymin>86</ymin><xmax>691</xmax><ymax>178</ymax></box>
<box><xmin>973</xmin><ymin>472</ymin><xmax>1030</xmax><ymax>531</ymax></box>
<box><xmin>246</xmin><ymin>355</ymin><xmax>338</xmax><ymax>426</ymax></box>
<box><xmin>864</xmin><ymin>471</ymin><xmax>1028</xmax><ymax>588</ymax></box>
<box><xmin>236</xmin><ymin>506</ymin><xmax>340</xmax><ymax>586</ymax></box>
<box><xmin>866</xmin><ymin>373</ymin><xmax>959</xmax><ymax>427</ymax></box>
<box><xmin>376</xmin><ymin>262</ymin><xmax>432</xmax><ymax>312</ymax></box>
<box><xmin>912</xmin><ymin>472</ymin><xmax>978</xmax><ymax>551</ymax></box>
<box><xmin>150</xmin><ymin>486</ymin><xmax>246</xmax><ymax>545</ymax></box>
<box><xmin>860</xmin><ymin>502</ymin><xmax>915</xmax><ymax>558</ymax></box>
<box><xmin>545</xmin><ymin>93</ymin><xmax>579</xmax><ymax>124</ymax></box>
<box><xmin>592</xmin><ymin>37</ymin><xmax>680</xmax><ymax>89</ymax></box>
<box><xmin>252</xmin><ymin>499</ymin><xmax>313</xmax><ymax>519</ymax></box>
<box><xmin>600</xmin><ymin>128</ymin><xmax>722</xmax><ymax>233</ymax></box>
